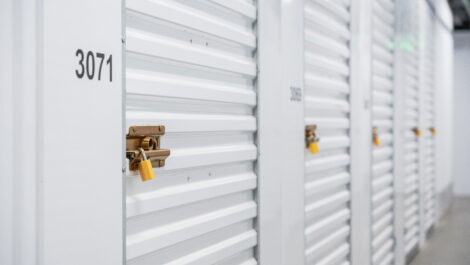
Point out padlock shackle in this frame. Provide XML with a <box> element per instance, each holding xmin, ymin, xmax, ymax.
<box><xmin>139</xmin><ymin>148</ymin><xmax>148</xmax><ymax>161</ymax></box>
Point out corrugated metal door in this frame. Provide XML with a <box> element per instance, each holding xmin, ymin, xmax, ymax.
<box><xmin>304</xmin><ymin>1</ymin><xmax>352</xmax><ymax>264</ymax></box>
<box><xmin>402</xmin><ymin>1</ymin><xmax>421</xmax><ymax>256</ymax></box>
<box><xmin>125</xmin><ymin>1</ymin><xmax>258</xmax><ymax>264</ymax></box>
<box><xmin>370</xmin><ymin>1</ymin><xmax>395</xmax><ymax>264</ymax></box>
<box><xmin>422</xmin><ymin>6</ymin><xmax>436</xmax><ymax>234</ymax></box>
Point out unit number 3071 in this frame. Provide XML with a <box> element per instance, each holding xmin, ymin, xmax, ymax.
<box><xmin>75</xmin><ymin>49</ymin><xmax>113</xmax><ymax>82</ymax></box>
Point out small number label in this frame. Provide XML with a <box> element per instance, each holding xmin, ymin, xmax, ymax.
<box><xmin>75</xmin><ymin>49</ymin><xmax>113</xmax><ymax>82</ymax></box>
<box><xmin>290</xmin><ymin>86</ymin><xmax>302</xmax><ymax>102</ymax></box>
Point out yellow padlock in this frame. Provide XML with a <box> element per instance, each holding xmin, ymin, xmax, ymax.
<box><xmin>430</xmin><ymin>127</ymin><xmax>437</xmax><ymax>136</ymax></box>
<box><xmin>373</xmin><ymin>137</ymin><xmax>381</xmax><ymax>147</ymax></box>
<box><xmin>138</xmin><ymin>148</ymin><xmax>155</xmax><ymax>182</ymax></box>
<box><xmin>306</xmin><ymin>125</ymin><xmax>320</xmax><ymax>155</ymax></box>
<box><xmin>309</xmin><ymin>141</ymin><xmax>320</xmax><ymax>154</ymax></box>
<box><xmin>372</xmin><ymin>127</ymin><xmax>381</xmax><ymax>147</ymax></box>
<box><xmin>413</xmin><ymin>127</ymin><xmax>422</xmax><ymax>137</ymax></box>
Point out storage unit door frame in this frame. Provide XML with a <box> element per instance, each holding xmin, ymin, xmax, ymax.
<box><xmin>419</xmin><ymin>1</ymin><xmax>438</xmax><ymax>239</ymax></box>
<box><xmin>370</xmin><ymin>1</ymin><xmax>397</xmax><ymax>265</ymax></box>
<box><xmin>396</xmin><ymin>0</ymin><xmax>422</xmax><ymax>260</ymax></box>
<box><xmin>124</xmin><ymin>1</ymin><xmax>259</xmax><ymax>263</ymax></box>
<box><xmin>303</xmin><ymin>0</ymin><xmax>355</xmax><ymax>264</ymax></box>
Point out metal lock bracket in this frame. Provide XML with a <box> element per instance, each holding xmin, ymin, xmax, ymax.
<box><xmin>305</xmin><ymin>125</ymin><xmax>320</xmax><ymax>147</ymax></box>
<box><xmin>372</xmin><ymin>127</ymin><xmax>379</xmax><ymax>138</ymax></box>
<box><xmin>126</xmin><ymin>126</ymin><xmax>170</xmax><ymax>171</ymax></box>
<box><xmin>372</xmin><ymin>126</ymin><xmax>381</xmax><ymax>146</ymax></box>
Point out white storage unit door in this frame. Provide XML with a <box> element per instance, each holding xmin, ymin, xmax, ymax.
<box><xmin>370</xmin><ymin>1</ymin><xmax>395</xmax><ymax>265</ymax></box>
<box><xmin>402</xmin><ymin>1</ymin><xmax>421</xmax><ymax>256</ymax></box>
<box><xmin>304</xmin><ymin>1</ymin><xmax>352</xmax><ymax>264</ymax></box>
<box><xmin>422</xmin><ymin>6</ymin><xmax>437</xmax><ymax>234</ymax></box>
<box><xmin>125</xmin><ymin>1</ymin><xmax>258</xmax><ymax>264</ymax></box>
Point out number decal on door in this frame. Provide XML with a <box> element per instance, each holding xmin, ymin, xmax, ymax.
<box><xmin>75</xmin><ymin>49</ymin><xmax>113</xmax><ymax>82</ymax></box>
<box><xmin>75</xmin><ymin>49</ymin><xmax>85</xmax><ymax>79</ymax></box>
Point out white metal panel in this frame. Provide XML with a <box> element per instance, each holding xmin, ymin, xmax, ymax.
<box><xmin>253</xmin><ymin>2</ymin><xmax>283</xmax><ymax>263</ymax></box>
<box><xmin>278</xmin><ymin>1</ymin><xmax>309</xmax><ymax>264</ymax></box>
<box><xmin>41</xmin><ymin>1</ymin><xmax>124</xmax><ymax>264</ymax></box>
<box><xmin>1</xmin><ymin>1</ymin><xmax>40</xmax><ymax>263</ymax></box>
<box><xmin>0</xmin><ymin>1</ymin><xmax>13</xmax><ymax>263</ymax></box>
<box><xmin>350</xmin><ymin>1</ymin><xmax>374</xmax><ymax>264</ymax></box>
<box><xmin>400</xmin><ymin>0</ymin><xmax>421</xmax><ymax>256</ymax></box>
<box><xmin>371</xmin><ymin>1</ymin><xmax>396</xmax><ymax>264</ymax></box>
<box><xmin>304</xmin><ymin>0</ymin><xmax>352</xmax><ymax>264</ymax></box>
<box><xmin>125</xmin><ymin>1</ymin><xmax>258</xmax><ymax>263</ymax></box>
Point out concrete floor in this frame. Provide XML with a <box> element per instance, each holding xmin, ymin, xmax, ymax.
<box><xmin>410</xmin><ymin>197</ymin><xmax>470</xmax><ymax>265</ymax></box>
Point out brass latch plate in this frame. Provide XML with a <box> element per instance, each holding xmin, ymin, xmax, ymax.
<box><xmin>305</xmin><ymin>125</ymin><xmax>319</xmax><ymax>148</ymax></box>
<box><xmin>126</xmin><ymin>126</ymin><xmax>170</xmax><ymax>171</ymax></box>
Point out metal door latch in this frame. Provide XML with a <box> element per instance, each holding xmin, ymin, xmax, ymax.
<box><xmin>306</xmin><ymin>125</ymin><xmax>320</xmax><ymax>154</ymax></box>
<box><xmin>126</xmin><ymin>126</ymin><xmax>170</xmax><ymax>171</ymax></box>
<box><xmin>372</xmin><ymin>127</ymin><xmax>381</xmax><ymax>146</ymax></box>
<box><xmin>413</xmin><ymin>127</ymin><xmax>422</xmax><ymax>137</ymax></box>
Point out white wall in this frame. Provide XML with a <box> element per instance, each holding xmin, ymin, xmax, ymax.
<box><xmin>453</xmin><ymin>32</ymin><xmax>470</xmax><ymax>197</ymax></box>
<box><xmin>433</xmin><ymin>21</ymin><xmax>454</xmax><ymax>220</ymax></box>
<box><xmin>0</xmin><ymin>1</ymin><xmax>124</xmax><ymax>264</ymax></box>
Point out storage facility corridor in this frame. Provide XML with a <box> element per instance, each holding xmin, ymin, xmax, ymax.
<box><xmin>1</xmin><ymin>0</ymin><xmax>469</xmax><ymax>265</ymax></box>
<box><xmin>410</xmin><ymin>198</ymin><xmax>470</xmax><ymax>265</ymax></box>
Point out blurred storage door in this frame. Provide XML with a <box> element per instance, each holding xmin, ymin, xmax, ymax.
<box><xmin>125</xmin><ymin>0</ymin><xmax>259</xmax><ymax>264</ymax></box>
<box><xmin>402</xmin><ymin>1</ymin><xmax>421</xmax><ymax>256</ymax></box>
<box><xmin>370</xmin><ymin>1</ymin><xmax>396</xmax><ymax>264</ymax></box>
<box><xmin>303</xmin><ymin>0</ymin><xmax>353</xmax><ymax>264</ymax></box>
<box><xmin>422</xmin><ymin>6</ymin><xmax>437</xmax><ymax>234</ymax></box>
